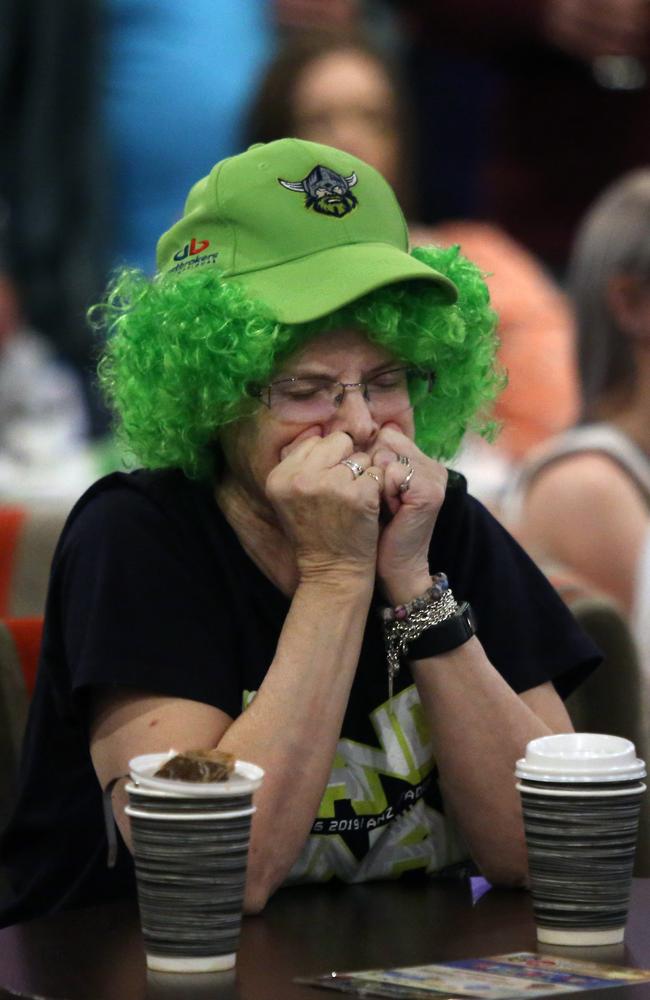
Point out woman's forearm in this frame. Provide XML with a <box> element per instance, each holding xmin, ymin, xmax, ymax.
<box><xmin>412</xmin><ymin>638</ymin><xmax>573</xmax><ymax>886</ymax></box>
<box><xmin>216</xmin><ymin>575</ymin><xmax>374</xmax><ymax>912</ymax></box>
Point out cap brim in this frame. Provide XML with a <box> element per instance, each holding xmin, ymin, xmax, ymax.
<box><xmin>224</xmin><ymin>242</ymin><xmax>457</xmax><ymax>323</ymax></box>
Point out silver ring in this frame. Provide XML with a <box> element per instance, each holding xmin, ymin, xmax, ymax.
<box><xmin>398</xmin><ymin>466</ymin><xmax>414</xmax><ymax>493</ymax></box>
<box><xmin>340</xmin><ymin>459</ymin><xmax>364</xmax><ymax>479</ymax></box>
<box><xmin>396</xmin><ymin>454</ymin><xmax>410</xmax><ymax>466</ymax></box>
<box><xmin>365</xmin><ymin>471</ymin><xmax>381</xmax><ymax>483</ymax></box>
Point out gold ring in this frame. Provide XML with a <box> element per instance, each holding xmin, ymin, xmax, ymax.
<box><xmin>365</xmin><ymin>471</ymin><xmax>381</xmax><ymax>483</ymax></box>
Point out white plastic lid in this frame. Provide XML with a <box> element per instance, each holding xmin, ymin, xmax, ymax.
<box><xmin>129</xmin><ymin>750</ymin><xmax>264</xmax><ymax>796</ymax></box>
<box><xmin>515</xmin><ymin>732</ymin><xmax>646</xmax><ymax>783</ymax></box>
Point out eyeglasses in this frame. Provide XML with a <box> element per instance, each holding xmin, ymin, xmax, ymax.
<box><xmin>250</xmin><ymin>367</ymin><xmax>434</xmax><ymax>422</ymax></box>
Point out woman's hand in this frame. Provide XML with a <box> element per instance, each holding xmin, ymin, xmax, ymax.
<box><xmin>266</xmin><ymin>430</ymin><xmax>384</xmax><ymax>585</ymax></box>
<box><xmin>371</xmin><ymin>425</ymin><xmax>448</xmax><ymax>604</ymax></box>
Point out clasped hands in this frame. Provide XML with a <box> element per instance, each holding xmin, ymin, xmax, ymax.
<box><xmin>266</xmin><ymin>427</ymin><xmax>448</xmax><ymax>604</ymax></box>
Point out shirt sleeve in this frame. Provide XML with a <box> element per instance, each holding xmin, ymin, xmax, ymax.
<box><xmin>433</xmin><ymin>477</ymin><xmax>602</xmax><ymax>697</ymax></box>
<box><xmin>51</xmin><ymin>483</ymin><xmax>242</xmax><ymax>719</ymax></box>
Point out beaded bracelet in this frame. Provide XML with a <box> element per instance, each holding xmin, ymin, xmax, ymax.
<box><xmin>380</xmin><ymin>572</ymin><xmax>449</xmax><ymax>624</ymax></box>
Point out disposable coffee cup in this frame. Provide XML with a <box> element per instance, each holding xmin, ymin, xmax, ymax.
<box><xmin>127</xmin><ymin>751</ymin><xmax>264</xmax><ymax>973</ymax></box>
<box><xmin>516</xmin><ymin>733</ymin><xmax>646</xmax><ymax>947</ymax></box>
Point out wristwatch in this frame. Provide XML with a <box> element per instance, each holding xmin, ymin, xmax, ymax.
<box><xmin>407</xmin><ymin>601</ymin><xmax>477</xmax><ymax>660</ymax></box>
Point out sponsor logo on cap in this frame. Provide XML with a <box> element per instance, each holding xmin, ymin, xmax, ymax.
<box><xmin>279</xmin><ymin>165</ymin><xmax>358</xmax><ymax>218</ymax></box>
<box><xmin>173</xmin><ymin>238</ymin><xmax>211</xmax><ymax>261</ymax></box>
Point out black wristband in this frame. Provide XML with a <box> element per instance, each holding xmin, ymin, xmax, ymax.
<box><xmin>407</xmin><ymin>601</ymin><xmax>477</xmax><ymax>661</ymax></box>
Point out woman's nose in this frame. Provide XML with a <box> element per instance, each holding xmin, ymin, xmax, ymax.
<box><xmin>327</xmin><ymin>384</ymin><xmax>378</xmax><ymax>448</ymax></box>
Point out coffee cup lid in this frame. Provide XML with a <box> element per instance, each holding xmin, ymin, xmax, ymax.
<box><xmin>129</xmin><ymin>751</ymin><xmax>264</xmax><ymax>796</ymax></box>
<box><xmin>515</xmin><ymin>732</ymin><xmax>646</xmax><ymax>783</ymax></box>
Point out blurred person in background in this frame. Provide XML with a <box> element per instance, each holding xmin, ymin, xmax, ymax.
<box><xmin>0</xmin><ymin>0</ymin><xmax>148</xmax><ymax>500</ymax></box>
<box><xmin>245</xmin><ymin>33</ymin><xmax>579</xmax><ymax>506</ymax></box>
<box><xmin>0</xmin><ymin>0</ymin><xmax>278</xmax><ymax>499</ymax></box>
<box><xmin>397</xmin><ymin>0</ymin><xmax>650</xmax><ymax>277</ymax></box>
<box><xmin>102</xmin><ymin>0</ymin><xmax>275</xmax><ymax>274</ymax></box>
<box><xmin>506</xmin><ymin>170</ymin><xmax>650</xmax><ymax>672</ymax></box>
<box><xmin>0</xmin><ymin>277</ymin><xmax>94</xmax><ymax>503</ymax></box>
<box><xmin>0</xmin><ymin>0</ymin><xmax>108</xmax><ymax>439</ymax></box>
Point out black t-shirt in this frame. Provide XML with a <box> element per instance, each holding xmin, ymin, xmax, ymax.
<box><xmin>0</xmin><ymin>469</ymin><xmax>599</xmax><ymax>927</ymax></box>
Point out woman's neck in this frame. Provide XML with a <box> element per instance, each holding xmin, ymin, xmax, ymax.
<box><xmin>214</xmin><ymin>476</ymin><xmax>299</xmax><ymax>596</ymax></box>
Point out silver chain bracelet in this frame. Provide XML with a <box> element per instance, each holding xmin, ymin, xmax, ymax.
<box><xmin>383</xmin><ymin>589</ymin><xmax>458</xmax><ymax>703</ymax></box>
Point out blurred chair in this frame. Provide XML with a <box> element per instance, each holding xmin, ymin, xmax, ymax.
<box><xmin>544</xmin><ymin>562</ymin><xmax>650</xmax><ymax>875</ymax></box>
<box><xmin>0</xmin><ymin>617</ymin><xmax>42</xmax><ymax>835</ymax></box>
<box><xmin>0</xmin><ymin>616</ymin><xmax>42</xmax><ymax>899</ymax></box>
<box><xmin>2</xmin><ymin>617</ymin><xmax>42</xmax><ymax>698</ymax></box>
<box><xmin>0</xmin><ymin>505</ymin><xmax>66</xmax><ymax>616</ymax></box>
<box><xmin>0</xmin><ymin>508</ymin><xmax>26</xmax><ymax>616</ymax></box>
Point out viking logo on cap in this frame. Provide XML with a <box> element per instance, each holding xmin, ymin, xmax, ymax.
<box><xmin>279</xmin><ymin>165</ymin><xmax>358</xmax><ymax>218</ymax></box>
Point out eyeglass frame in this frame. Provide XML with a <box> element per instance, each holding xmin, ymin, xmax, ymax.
<box><xmin>248</xmin><ymin>366</ymin><xmax>435</xmax><ymax>415</ymax></box>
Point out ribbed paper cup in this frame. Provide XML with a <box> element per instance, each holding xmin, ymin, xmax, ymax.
<box><xmin>516</xmin><ymin>733</ymin><xmax>646</xmax><ymax>946</ymax></box>
<box><xmin>127</xmin><ymin>752</ymin><xmax>264</xmax><ymax>973</ymax></box>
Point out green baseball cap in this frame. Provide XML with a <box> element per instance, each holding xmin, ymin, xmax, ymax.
<box><xmin>156</xmin><ymin>138</ymin><xmax>458</xmax><ymax>323</ymax></box>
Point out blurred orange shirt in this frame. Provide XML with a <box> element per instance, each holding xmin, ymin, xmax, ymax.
<box><xmin>410</xmin><ymin>221</ymin><xmax>579</xmax><ymax>460</ymax></box>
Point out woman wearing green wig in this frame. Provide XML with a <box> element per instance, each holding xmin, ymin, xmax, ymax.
<box><xmin>0</xmin><ymin>139</ymin><xmax>598</xmax><ymax>926</ymax></box>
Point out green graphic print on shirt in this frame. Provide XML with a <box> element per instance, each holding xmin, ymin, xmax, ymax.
<box><xmin>242</xmin><ymin>684</ymin><xmax>467</xmax><ymax>884</ymax></box>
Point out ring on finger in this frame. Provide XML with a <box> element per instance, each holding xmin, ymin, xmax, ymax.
<box><xmin>398</xmin><ymin>465</ymin><xmax>415</xmax><ymax>493</ymax></box>
<box><xmin>396</xmin><ymin>453</ymin><xmax>410</xmax><ymax>466</ymax></box>
<box><xmin>340</xmin><ymin>458</ymin><xmax>365</xmax><ymax>479</ymax></box>
<box><xmin>365</xmin><ymin>470</ymin><xmax>381</xmax><ymax>483</ymax></box>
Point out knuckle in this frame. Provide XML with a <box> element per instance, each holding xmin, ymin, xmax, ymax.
<box><xmin>291</xmin><ymin>473</ymin><xmax>316</xmax><ymax>497</ymax></box>
<box><xmin>265</xmin><ymin>470</ymin><xmax>283</xmax><ymax>498</ymax></box>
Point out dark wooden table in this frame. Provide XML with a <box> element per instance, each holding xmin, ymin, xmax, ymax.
<box><xmin>1</xmin><ymin>879</ymin><xmax>649</xmax><ymax>1000</ymax></box>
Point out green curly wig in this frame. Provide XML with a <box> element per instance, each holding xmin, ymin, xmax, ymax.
<box><xmin>95</xmin><ymin>244</ymin><xmax>503</xmax><ymax>479</ymax></box>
